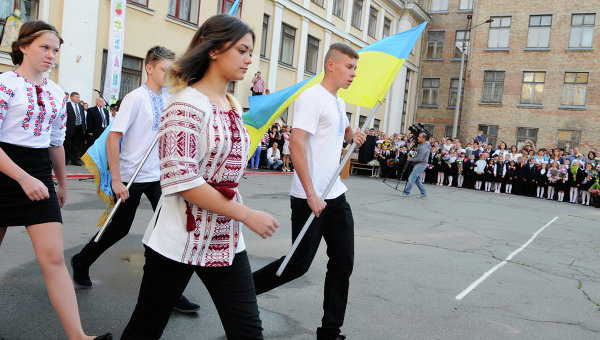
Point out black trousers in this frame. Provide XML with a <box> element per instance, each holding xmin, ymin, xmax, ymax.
<box><xmin>121</xmin><ymin>247</ymin><xmax>262</xmax><ymax>340</ymax></box>
<box><xmin>252</xmin><ymin>194</ymin><xmax>354</xmax><ymax>340</ymax></box>
<box><xmin>76</xmin><ymin>181</ymin><xmax>161</xmax><ymax>268</ymax></box>
<box><xmin>64</xmin><ymin>128</ymin><xmax>84</xmax><ymax>162</ymax></box>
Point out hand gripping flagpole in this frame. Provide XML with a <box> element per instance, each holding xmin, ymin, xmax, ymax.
<box><xmin>94</xmin><ymin>134</ymin><xmax>159</xmax><ymax>243</ymax></box>
<box><xmin>276</xmin><ymin>102</ymin><xmax>381</xmax><ymax>276</ymax></box>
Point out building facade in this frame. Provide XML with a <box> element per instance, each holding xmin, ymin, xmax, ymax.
<box><xmin>0</xmin><ymin>0</ymin><xmax>430</xmax><ymax>136</ymax></box>
<box><xmin>416</xmin><ymin>0</ymin><xmax>600</xmax><ymax>151</ymax></box>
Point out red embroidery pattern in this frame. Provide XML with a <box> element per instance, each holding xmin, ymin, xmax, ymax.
<box><xmin>0</xmin><ymin>82</ymin><xmax>15</xmax><ymax>121</ymax></box>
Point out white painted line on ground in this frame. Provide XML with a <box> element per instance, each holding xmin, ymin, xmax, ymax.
<box><xmin>455</xmin><ymin>216</ymin><xmax>559</xmax><ymax>301</ymax></box>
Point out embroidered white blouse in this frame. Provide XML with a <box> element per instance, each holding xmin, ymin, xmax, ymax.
<box><xmin>0</xmin><ymin>71</ymin><xmax>67</xmax><ymax>148</ymax></box>
<box><xmin>143</xmin><ymin>87</ymin><xmax>250</xmax><ymax>267</ymax></box>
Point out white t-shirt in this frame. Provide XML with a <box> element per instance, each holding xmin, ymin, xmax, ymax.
<box><xmin>290</xmin><ymin>84</ymin><xmax>349</xmax><ymax>200</ymax></box>
<box><xmin>110</xmin><ymin>86</ymin><xmax>168</xmax><ymax>183</ymax></box>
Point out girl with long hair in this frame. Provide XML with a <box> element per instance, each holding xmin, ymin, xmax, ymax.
<box><xmin>0</xmin><ymin>21</ymin><xmax>111</xmax><ymax>340</ymax></box>
<box><xmin>121</xmin><ymin>14</ymin><xmax>279</xmax><ymax>339</ymax></box>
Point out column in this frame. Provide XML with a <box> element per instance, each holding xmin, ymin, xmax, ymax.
<box><xmin>326</xmin><ymin>0</ymin><xmax>334</xmax><ymax>21</ymax></box>
<box><xmin>268</xmin><ymin>2</ymin><xmax>285</xmax><ymax>91</ymax></box>
<box><xmin>345</xmin><ymin>0</ymin><xmax>353</xmax><ymax>32</ymax></box>
<box><xmin>362</xmin><ymin>0</ymin><xmax>371</xmax><ymax>41</ymax></box>
<box><xmin>296</xmin><ymin>17</ymin><xmax>310</xmax><ymax>83</ymax></box>
<box><xmin>324</xmin><ymin>29</ymin><xmax>332</xmax><ymax>53</ymax></box>
<box><xmin>39</xmin><ymin>0</ymin><xmax>50</xmax><ymax>21</ymax></box>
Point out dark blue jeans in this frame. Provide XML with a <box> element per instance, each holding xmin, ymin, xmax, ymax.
<box><xmin>253</xmin><ymin>194</ymin><xmax>354</xmax><ymax>340</ymax></box>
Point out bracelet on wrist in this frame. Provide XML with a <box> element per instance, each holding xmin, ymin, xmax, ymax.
<box><xmin>18</xmin><ymin>174</ymin><xmax>30</xmax><ymax>183</ymax></box>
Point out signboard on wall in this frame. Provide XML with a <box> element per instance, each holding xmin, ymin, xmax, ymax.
<box><xmin>102</xmin><ymin>0</ymin><xmax>125</xmax><ymax>104</ymax></box>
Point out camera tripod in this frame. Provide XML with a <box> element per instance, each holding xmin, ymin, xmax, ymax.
<box><xmin>382</xmin><ymin>142</ymin><xmax>417</xmax><ymax>191</ymax></box>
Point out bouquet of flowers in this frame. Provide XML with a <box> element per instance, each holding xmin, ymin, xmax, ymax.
<box><xmin>442</xmin><ymin>154</ymin><xmax>451</xmax><ymax>164</ymax></box>
<box><xmin>426</xmin><ymin>164</ymin><xmax>434</xmax><ymax>170</ymax></box>
<box><xmin>590</xmin><ymin>188</ymin><xmax>600</xmax><ymax>197</ymax></box>
<box><xmin>386</xmin><ymin>158</ymin><xmax>396</xmax><ymax>167</ymax></box>
<box><xmin>558</xmin><ymin>168</ymin><xmax>568</xmax><ymax>180</ymax></box>
<box><xmin>582</xmin><ymin>171</ymin><xmax>594</xmax><ymax>185</ymax></box>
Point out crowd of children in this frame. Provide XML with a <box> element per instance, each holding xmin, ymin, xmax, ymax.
<box><xmin>373</xmin><ymin>136</ymin><xmax>600</xmax><ymax>207</ymax></box>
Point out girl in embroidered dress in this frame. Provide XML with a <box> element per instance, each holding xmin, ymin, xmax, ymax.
<box><xmin>0</xmin><ymin>21</ymin><xmax>111</xmax><ymax>340</ymax></box>
<box><xmin>121</xmin><ymin>15</ymin><xmax>279</xmax><ymax>340</ymax></box>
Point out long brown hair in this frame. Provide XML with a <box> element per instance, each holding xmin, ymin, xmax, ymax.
<box><xmin>167</xmin><ymin>14</ymin><xmax>254</xmax><ymax>92</ymax></box>
<box><xmin>10</xmin><ymin>20</ymin><xmax>63</xmax><ymax>65</ymax></box>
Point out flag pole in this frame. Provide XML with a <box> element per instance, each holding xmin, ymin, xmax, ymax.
<box><xmin>93</xmin><ymin>133</ymin><xmax>159</xmax><ymax>243</ymax></box>
<box><xmin>276</xmin><ymin>102</ymin><xmax>381</xmax><ymax>276</ymax></box>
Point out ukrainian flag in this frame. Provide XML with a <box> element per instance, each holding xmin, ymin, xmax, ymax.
<box><xmin>81</xmin><ymin>123</ymin><xmax>115</xmax><ymax>226</ymax></box>
<box><xmin>243</xmin><ymin>22</ymin><xmax>427</xmax><ymax>150</ymax></box>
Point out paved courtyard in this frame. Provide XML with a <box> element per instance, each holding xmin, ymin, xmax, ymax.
<box><xmin>1</xmin><ymin>170</ymin><xmax>599</xmax><ymax>339</ymax></box>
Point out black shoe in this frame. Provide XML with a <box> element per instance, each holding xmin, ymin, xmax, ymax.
<box><xmin>72</xmin><ymin>159</ymin><xmax>84</xmax><ymax>166</ymax></box>
<box><xmin>71</xmin><ymin>254</ymin><xmax>92</xmax><ymax>288</ymax></box>
<box><xmin>336</xmin><ymin>336</ymin><xmax>346</xmax><ymax>340</ymax></box>
<box><xmin>173</xmin><ymin>295</ymin><xmax>200</xmax><ymax>313</ymax></box>
<box><xmin>94</xmin><ymin>333</ymin><xmax>112</xmax><ymax>340</ymax></box>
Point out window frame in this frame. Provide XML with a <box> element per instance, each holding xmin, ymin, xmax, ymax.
<box><xmin>260</xmin><ymin>14</ymin><xmax>270</xmax><ymax>58</ymax></box>
<box><xmin>527</xmin><ymin>14</ymin><xmax>552</xmax><ymax>48</ymax></box>
<box><xmin>351</xmin><ymin>0</ymin><xmax>363</xmax><ymax>29</ymax></box>
<box><xmin>557</xmin><ymin>129</ymin><xmax>581</xmax><ymax>149</ymax></box>
<box><xmin>383</xmin><ymin>17</ymin><xmax>391</xmax><ymax>38</ymax></box>
<box><xmin>488</xmin><ymin>16</ymin><xmax>511</xmax><ymax>49</ymax></box>
<box><xmin>430</xmin><ymin>0</ymin><xmax>448</xmax><ymax>12</ymax></box>
<box><xmin>520</xmin><ymin>71</ymin><xmax>546</xmax><ymax>105</ymax></box>
<box><xmin>128</xmin><ymin>0</ymin><xmax>149</xmax><ymax>7</ymax></box>
<box><xmin>421</xmin><ymin>78</ymin><xmax>440</xmax><ymax>106</ymax></box>
<box><xmin>100</xmin><ymin>50</ymin><xmax>143</xmax><ymax>99</ymax></box>
<box><xmin>481</xmin><ymin>71</ymin><xmax>505</xmax><ymax>104</ymax></box>
<box><xmin>458</xmin><ymin>0</ymin><xmax>473</xmax><ymax>11</ymax></box>
<box><xmin>478</xmin><ymin>124</ymin><xmax>499</xmax><ymax>147</ymax></box>
<box><xmin>0</xmin><ymin>0</ymin><xmax>39</xmax><ymax>30</ymax></box>
<box><xmin>168</xmin><ymin>0</ymin><xmax>201</xmax><ymax>25</ymax></box>
<box><xmin>220</xmin><ymin>0</ymin><xmax>243</xmax><ymax>18</ymax></box>
<box><xmin>448</xmin><ymin>78</ymin><xmax>464</xmax><ymax>107</ymax></box>
<box><xmin>279</xmin><ymin>23</ymin><xmax>296</xmax><ymax>67</ymax></box>
<box><xmin>569</xmin><ymin>13</ymin><xmax>595</xmax><ymax>48</ymax></box>
<box><xmin>516</xmin><ymin>127</ymin><xmax>538</xmax><ymax>148</ymax></box>
<box><xmin>311</xmin><ymin>0</ymin><xmax>325</xmax><ymax>7</ymax></box>
<box><xmin>426</xmin><ymin>31</ymin><xmax>444</xmax><ymax>59</ymax></box>
<box><xmin>333</xmin><ymin>0</ymin><xmax>345</xmax><ymax>19</ymax></box>
<box><xmin>305</xmin><ymin>35</ymin><xmax>320</xmax><ymax>75</ymax></box>
<box><xmin>454</xmin><ymin>30</ymin><xmax>470</xmax><ymax>59</ymax></box>
<box><xmin>562</xmin><ymin>72</ymin><xmax>589</xmax><ymax>106</ymax></box>
<box><xmin>367</xmin><ymin>6</ymin><xmax>378</xmax><ymax>38</ymax></box>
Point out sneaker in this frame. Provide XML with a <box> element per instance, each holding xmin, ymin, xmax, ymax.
<box><xmin>418</xmin><ymin>194</ymin><xmax>427</xmax><ymax>198</ymax></box>
<box><xmin>399</xmin><ymin>192</ymin><xmax>411</xmax><ymax>197</ymax></box>
<box><xmin>71</xmin><ymin>254</ymin><xmax>92</xmax><ymax>288</ymax></box>
<box><xmin>174</xmin><ymin>295</ymin><xmax>201</xmax><ymax>313</ymax></box>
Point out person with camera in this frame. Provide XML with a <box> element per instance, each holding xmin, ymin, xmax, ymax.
<box><xmin>401</xmin><ymin>132</ymin><xmax>431</xmax><ymax>197</ymax></box>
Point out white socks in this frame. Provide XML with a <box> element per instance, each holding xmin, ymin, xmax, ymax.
<box><xmin>448</xmin><ymin>176</ymin><xmax>453</xmax><ymax>186</ymax></box>
<box><xmin>505</xmin><ymin>184</ymin><xmax>512</xmax><ymax>194</ymax></box>
<box><xmin>570</xmin><ymin>187</ymin><xmax>579</xmax><ymax>203</ymax></box>
<box><xmin>458</xmin><ymin>175</ymin><xmax>464</xmax><ymax>187</ymax></box>
<box><xmin>476</xmin><ymin>181</ymin><xmax>482</xmax><ymax>190</ymax></box>
<box><xmin>558</xmin><ymin>191</ymin><xmax>564</xmax><ymax>202</ymax></box>
<box><xmin>547</xmin><ymin>187</ymin><xmax>555</xmax><ymax>199</ymax></box>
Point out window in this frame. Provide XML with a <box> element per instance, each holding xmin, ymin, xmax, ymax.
<box><xmin>351</xmin><ymin>0</ymin><xmax>363</xmax><ymax>29</ymax></box>
<box><xmin>426</xmin><ymin>31</ymin><xmax>444</xmax><ymax>59</ymax></box>
<box><xmin>373</xmin><ymin>119</ymin><xmax>381</xmax><ymax>131</ymax></box>
<box><xmin>359</xmin><ymin>115</ymin><xmax>367</xmax><ymax>128</ymax></box>
<box><xmin>305</xmin><ymin>35</ymin><xmax>319</xmax><ymax>74</ymax></box>
<box><xmin>168</xmin><ymin>0</ymin><xmax>201</xmax><ymax>25</ymax></box>
<box><xmin>445</xmin><ymin>125</ymin><xmax>460</xmax><ymax>138</ymax></box>
<box><xmin>557</xmin><ymin>130</ymin><xmax>581</xmax><ymax>149</ymax></box>
<box><xmin>260</xmin><ymin>14</ymin><xmax>269</xmax><ymax>58</ymax></box>
<box><xmin>423</xmin><ymin>124</ymin><xmax>435</xmax><ymax>136</ymax></box>
<box><xmin>458</xmin><ymin>0</ymin><xmax>473</xmax><ymax>11</ymax></box>
<box><xmin>454</xmin><ymin>30</ymin><xmax>470</xmax><ymax>59</ymax></box>
<box><xmin>367</xmin><ymin>7</ymin><xmax>378</xmax><ymax>38</ymax></box>
<box><xmin>421</xmin><ymin>78</ymin><xmax>440</xmax><ymax>106</ymax></box>
<box><xmin>333</xmin><ymin>0</ymin><xmax>345</xmax><ymax>19</ymax></box>
<box><xmin>478</xmin><ymin>125</ymin><xmax>498</xmax><ymax>146</ymax></box>
<box><xmin>562</xmin><ymin>72</ymin><xmax>588</xmax><ymax>106</ymax></box>
<box><xmin>482</xmin><ymin>71</ymin><xmax>505</xmax><ymax>104</ymax></box>
<box><xmin>569</xmin><ymin>14</ymin><xmax>595</xmax><ymax>48</ymax></box>
<box><xmin>383</xmin><ymin>17</ymin><xmax>391</xmax><ymax>38</ymax></box>
<box><xmin>430</xmin><ymin>0</ymin><xmax>448</xmax><ymax>12</ymax></box>
<box><xmin>100</xmin><ymin>51</ymin><xmax>143</xmax><ymax>99</ymax></box>
<box><xmin>0</xmin><ymin>0</ymin><xmax>38</xmax><ymax>33</ymax></box>
<box><xmin>279</xmin><ymin>23</ymin><xmax>296</xmax><ymax>66</ymax></box>
<box><xmin>448</xmin><ymin>78</ymin><xmax>464</xmax><ymax>107</ymax></box>
<box><xmin>311</xmin><ymin>0</ymin><xmax>324</xmax><ymax>7</ymax></box>
<box><xmin>128</xmin><ymin>0</ymin><xmax>149</xmax><ymax>6</ymax></box>
<box><xmin>516</xmin><ymin>128</ymin><xmax>538</xmax><ymax>148</ymax></box>
<box><xmin>520</xmin><ymin>72</ymin><xmax>545</xmax><ymax>105</ymax></box>
<box><xmin>527</xmin><ymin>15</ymin><xmax>552</xmax><ymax>48</ymax></box>
<box><xmin>221</xmin><ymin>0</ymin><xmax>243</xmax><ymax>18</ymax></box>
<box><xmin>488</xmin><ymin>16</ymin><xmax>511</xmax><ymax>49</ymax></box>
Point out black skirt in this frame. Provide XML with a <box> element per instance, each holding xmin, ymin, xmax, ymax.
<box><xmin>0</xmin><ymin>142</ymin><xmax>62</xmax><ymax>226</ymax></box>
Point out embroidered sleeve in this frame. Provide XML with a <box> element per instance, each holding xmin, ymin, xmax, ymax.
<box><xmin>159</xmin><ymin>102</ymin><xmax>209</xmax><ymax>196</ymax></box>
<box><xmin>50</xmin><ymin>94</ymin><xmax>68</xmax><ymax>146</ymax></box>
<box><xmin>0</xmin><ymin>82</ymin><xmax>15</xmax><ymax>132</ymax></box>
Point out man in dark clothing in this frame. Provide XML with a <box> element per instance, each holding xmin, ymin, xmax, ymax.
<box><xmin>64</xmin><ymin>91</ymin><xmax>86</xmax><ymax>165</ymax></box>
<box><xmin>358</xmin><ymin>128</ymin><xmax>377</xmax><ymax>163</ymax></box>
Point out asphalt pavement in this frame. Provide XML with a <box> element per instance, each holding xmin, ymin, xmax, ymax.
<box><xmin>1</xmin><ymin>166</ymin><xmax>599</xmax><ymax>339</ymax></box>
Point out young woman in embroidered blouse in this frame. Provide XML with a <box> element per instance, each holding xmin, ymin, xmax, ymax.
<box><xmin>121</xmin><ymin>14</ymin><xmax>279</xmax><ymax>340</ymax></box>
<box><xmin>0</xmin><ymin>21</ymin><xmax>111</xmax><ymax>340</ymax></box>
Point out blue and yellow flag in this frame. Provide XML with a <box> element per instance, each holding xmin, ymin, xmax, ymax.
<box><xmin>81</xmin><ymin>123</ymin><xmax>115</xmax><ymax>226</ymax></box>
<box><xmin>243</xmin><ymin>22</ymin><xmax>427</xmax><ymax>150</ymax></box>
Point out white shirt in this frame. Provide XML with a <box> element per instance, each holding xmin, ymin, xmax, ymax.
<box><xmin>110</xmin><ymin>86</ymin><xmax>167</xmax><ymax>183</ymax></box>
<box><xmin>0</xmin><ymin>71</ymin><xmax>67</xmax><ymax>148</ymax></box>
<box><xmin>267</xmin><ymin>147</ymin><xmax>280</xmax><ymax>160</ymax></box>
<box><xmin>475</xmin><ymin>159</ymin><xmax>487</xmax><ymax>172</ymax></box>
<box><xmin>290</xmin><ymin>84</ymin><xmax>349</xmax><ymax>200</ymax></box>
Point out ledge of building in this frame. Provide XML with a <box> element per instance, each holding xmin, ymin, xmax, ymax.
<box><xmin>451</xmin><ymin>57</ymin><xmax>467</xmax><ymax>62</ymax></box>
<box><xmin>127</xmin><ymin>2</ymin><xmax>155</xmax><ymax>15</ymax></box>
<box><xmin>428</xmin><ymin>11</ymin><xmax>449</xmax><ymax>15</ymax></box>
<box><xmin>565</xmin><ymin>47</ymin><xmax>594</xmax><ymax>52</ymax></box>
<box><xmin>424</xmin><ymin>58</ymin><xmax>444</xmax><ymax>62</ymax></box>
<box><xmin>457</xmin><ymin>9</ymin><xmax>473</xmax><ymax>13</ymax></box>
<box><xmin>517</xmin><ymin>104</ymin><xmax>543</xmax><ymax>108</ymax></box>
<box><xmin>277</xmin><ymin>62</ymin><xmax>297</xmax><ymax>72</ymax></box>
<box><xmin>418</xmin><ymin>104</ymin><xmax>438</xmax><ymax>109</ymax></box>
<box><xmin>446</xmin><ymin>105</ymin><xmax>461</xmax><ymax>110</ymax></box>
<box><xmin>523</xmin><ymin>47</ymin><xmax>550</xmax><ymax>51</ymax></box>
<box><xmin>478</xmin><ymin>102</ymin><xmax>502</xmax><ymax>106</ymax></box>
<box><xmin>0</xmin><ymin>51</ymin><xmax>14</xmax><ymax>67</ymax></box>
<box><xmin>558</xmin><ymin>105</ymin><xmax>587</xmax><ymax>110</ymax></box>
<box><xmin>484</xmin><ymin>48</ymin><xmax>510</xmax><ymax>52</ymax></box>
<box><xmin>165</xmin><ymin>15</ymin><xmax>199</xmax><ymax>31</ymax></box>
<box><xmin>259</xmin><ymin>56</ymin><xmax>270</xmax><ymax>63</ymax></box>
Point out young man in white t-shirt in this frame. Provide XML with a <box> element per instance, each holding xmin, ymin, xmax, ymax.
<box><xmin>71</xmin><ymin>46</ymin><xmax>199</xmax><ymax>312</ymax></box>
<box><xmin>253</xmin><ymin>43</ymin><xmax>366</xmax><ymax>340</ymax></box>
